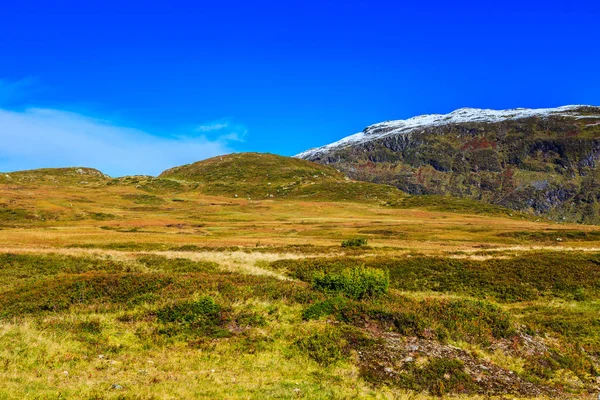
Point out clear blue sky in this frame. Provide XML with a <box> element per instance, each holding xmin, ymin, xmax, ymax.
<box><xmin>1</xmin><ymin>0</ymin><xmax>599</xmax><ymax>176</ymax></box>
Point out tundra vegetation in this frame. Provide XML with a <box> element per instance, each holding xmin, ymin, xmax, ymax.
<box><xmin>0</xmin><ymin>153</ymin><xmax>599</xmax><ymax>399</ymax></box>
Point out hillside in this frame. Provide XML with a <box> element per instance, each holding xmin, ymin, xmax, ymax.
<box><xmin>1</xmin><ymin>154</ymin><xmax>600</xmax><ymax>398</ymax></box>
<box><xmin>0</xmin><ymin>167</ymin><xmax>109</xmax><ymax>185</ymax></box>
<box><xmin>297</xmin><ymin>105</ymin><xmax>600</xmax><ymax>223</ymax></box>
<box><xmin>0</xmin><ymin>155</ymin><xmax>527</xmax><ymax>227</ymax></box>
<box><xmin>159</xmin><ymin>152</ymin><xmax>405</xmax><ymax>202</ymax></box>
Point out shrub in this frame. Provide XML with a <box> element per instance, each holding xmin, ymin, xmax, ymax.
<box><xmin>157</xmin><ymin>296</ymin><xmax>220</xmax><ymax>324</ymax></box>
<box><xmin>156</xmin><ymin>296</ymin><xmax>229</xmax><ymax>338</ymax></box>
<box><xmin>302</xmin><ymin>296</ymin><xmax>349</xmax><ymax>320</ymax></box>
<box><xmin>412</xmin><ymin>358</ymin><xmax>476</xmax><ymax>396</ymax></box>
<box><xmin>121</xmin><ymin>194</ymin><xmax>165</xmax><ymax>205</ymax></box>
<box><xmin>235</xmin><ymin>311</ymin><xmax>267</xmax><ymax>328</ymax></box>
<box><xmin>295</xmin><ymin>328</ymin><xmax>348</xmax><ymax>366</ymax></box>
<box><xmin>303</xmin><ymin>295</ymin><xmax>514</xmax><ymax>345</ymax></box>
<box><xmin>273</xmin><ymin>251</ymin><xmax>600</xmax><ymax>302</ymax></box>
<box><xmin>0</xmin><ymin>273</ymin><xmax>173</xmax><ymax>317</ymax></box>
<box><xmin>362</xmin><ymin>356</ymin><xmax>476</xmax><ymax>395</ymax></box>
<box><xmin>422</xmin><ymin>299</ymin><xmax>515</xmax><ymax>343</ymax></box>
<box><xmin>341</xmin><ymin>237</ymin><xmax>368</xmax><ymax>248</ymax></box>
<box><xmin>573</xmin><ymin>288</ymin><xmax>587</xmax><ymax>301</ymax></box>
<box><xmin>312</xmin><ymin>266</ymin><xmax>389</xmax><ymax>300</ymax></box>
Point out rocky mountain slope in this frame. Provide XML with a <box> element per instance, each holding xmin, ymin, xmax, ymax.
<box><xmin>297</xmin><ymin>105</ymin><xmax>600</xmax><ymax>223</ymax></box>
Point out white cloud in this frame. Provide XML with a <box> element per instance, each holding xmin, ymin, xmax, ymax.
<box><xmin>218</xmin><ymin>132</ymin><xmax>246</xmax><ymax>142</ymax></box>
<box><xmin>195</xmin><ymin>122</ymin><xmax>230</xmax><ymax>132</ymax></box>
<box><xmin>0</xmin><ymin>107</ymin><xmax>235</xmax><ymax>177</ymax></box>
<box><xmin>195</xmin><ymin>119</ymin><xmax>247</xmax><ymax>142</ymax></box>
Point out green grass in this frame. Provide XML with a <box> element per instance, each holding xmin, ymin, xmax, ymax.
<box><xmin>271</xmin><ymin>252</ymin><xmax>600</xmax><ymax>302</ymax></box>
<box><xmin>0</xmin><ymin>251</ymin><xmax>598</xmax><ymax>397</ymax></box>
<box><xmin>158</xmin><ymin>152</ymin><xmax>405</xmax><ymax>202</ymax></box>
<box><xmin>121</xmin><ymin>194</ymin><xmax>166</xmax><ymax>205</ymax></box>
<box><xmin>303</xmin><ymin>295</ymin><xmax>514</xmax><ymax>346</ymax></box>
<box><xmin>390</xmin><ymin>194</ymin><xmax>527</xmax><ymax>218</ymax></box>
<box><xmin>363</xmin><ymin>357</ymin><xmax>477</xmax><ymax>396</ymax></box>
<box><xmin>4</xmin><ymin>152</ymin><xmax>600</xmax><ymax>398</ymax></box>
<box><xmin>497</xmin><ymin>229</ymin><xmax>600</xmax><ymax>242</ymax></box>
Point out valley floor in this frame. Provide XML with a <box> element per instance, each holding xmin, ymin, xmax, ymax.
<box><xmin>1</xmin><ymin>183</ymin><xmax>600</xmax><ymax>399</ymax></box>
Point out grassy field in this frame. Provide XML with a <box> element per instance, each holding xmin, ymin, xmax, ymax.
<box><xmin>1</xmin><ymin>156</ymin><xmax>600</xmax><ymax>399</ymax></box>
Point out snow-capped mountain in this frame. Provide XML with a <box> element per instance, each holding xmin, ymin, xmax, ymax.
<box><xmin>297</xmin><ymin>105</ymin><xmax>599</xmax><ymax>160</ymax></box>
<box><xmin>295</xmin><ymin>105</ymin><xmax>600</xmax><ymax>223</ymax></box>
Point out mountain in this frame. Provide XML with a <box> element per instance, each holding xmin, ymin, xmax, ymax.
<box><xmin>159</xmin><ymin>152</ymin><xmax>404</xmax><ymax>202</ymax></box>
<box><xmin>297</xmin><ymin>105</ymin><xmax>600</xmax><ymax>223</ymax></box>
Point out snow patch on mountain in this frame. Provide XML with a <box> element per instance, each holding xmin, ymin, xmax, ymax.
<box><xmin>296</xmin><ymin>105</ymin><xmax>599</xmax><ymax>159</ymax></box>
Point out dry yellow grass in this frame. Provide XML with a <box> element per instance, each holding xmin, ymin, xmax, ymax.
<box><xmin>1</xmin><ymin>178</ymin><xmax>599</xmax><ymax>399</ymax></box>
<box><xmin>1</xmin><ymin>177</ymin><xmax>598</xmax><ymax>255</ymax></box>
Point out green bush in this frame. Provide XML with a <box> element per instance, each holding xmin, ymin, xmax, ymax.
<box><xmin>312</xmin><ymin>266</ymin><xmax>389</xmax><ymax>300</ymax></box>
<box><xmin>341</xmin><ymin>237</ymin><xmax>368</xmax><ymax>248</ymax></box>
<box><xmin>155</xmin><ymin>296</ymin><xmax>229</xmax><ymax>338</ymax></box>
<box><xmin>302</xmin><ymin>296</ymin><xmax>349</xmax><ymax>320</ymax></box>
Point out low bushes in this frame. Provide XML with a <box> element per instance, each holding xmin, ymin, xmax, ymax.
<box><xmin>0</xmin><ymin>253</ymin><xmax>130</xmax><ymax>285</ymax></box>
<box><xmin>295</xmin><ymin>325</ymin><xmax>377</xmax><ymax>366</ymax></box>
<box><xmin>0</xmin><ymin>273</ymin><xmax>173</xmax><ymax>317</ymax></box>
<box><xmin>157</xmin><ymin>296</ymin><xmax>220</xmax><ymax>324</ymax></box>
<box><xmin>295</xmin><ymin>328</ymin><xmax>348</xmax><ymax>366</ymax></box>
<box><xmin>363</xmin><ymin>357</ymin><xmax>476</xmax><ymax>396</ymax></box>
<box><xmin>341</xmin><ymin>237</ymin><xmax>368</xmax><ymax>248</ymax></box>
<box><xmin>155</xmin><ymin>296</ymin><xmax>230</xmax><ymax>338</ymax></box>
<box><xmin>303</xmin><ymin>296</ymin><xmax>515</xmax><ymax>346</ymax></box>
<box><xmin>312</xmin><ymin>266</ymin><xmax>389</xmax><ymax>300</ymax></box>
<box><xmin>272</xmin><ymin>252</ymin><xmax>600</xmax><ymax>302</ymax></box>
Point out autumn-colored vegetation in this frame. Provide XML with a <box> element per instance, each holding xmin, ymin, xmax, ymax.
<box><xmin>1</xmin><ymin>154</ymin><xmax>599</xmax><ymax>398</ymax></box>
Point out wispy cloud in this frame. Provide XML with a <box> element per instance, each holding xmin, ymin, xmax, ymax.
<box><xmin>195</xmin><ymin>121</ymin><xmax>230</xmax><ymax>132</ymax></box>
<box><xmin>195</xmin><ymin>119</ymin><xmax>247</xmax><ymax>142</ymax></box>
<box><xmin>0</xmin><ymin>107</ymin><xmax>236</xmax><ymax>177</ymax></box>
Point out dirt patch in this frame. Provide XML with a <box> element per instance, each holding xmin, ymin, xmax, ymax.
<box><xmin>359</xmin><ymin>332</ymin><xmax>562</xmax><ymax>397</ymax></box>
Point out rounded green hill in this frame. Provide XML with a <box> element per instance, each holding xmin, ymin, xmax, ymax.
<box><xmin>159</xmin><ymin>152</ymin><xmax>403</xmax><ymax>202</ymax></box>
<box><xmin>160</xmin><ymin>152</ymin><xmax>344</xmax><ymax>184</ymax></box>
<box><xmin>0</xmin><ymin>167</ymin><xmax>109</xmax><ymax>185</ymax></box>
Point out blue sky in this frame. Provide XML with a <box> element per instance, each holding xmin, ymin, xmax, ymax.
<box><xmin>1</xmin><ymin>0</ymin><xmax>599</xmax><ymax>176</ymax></box>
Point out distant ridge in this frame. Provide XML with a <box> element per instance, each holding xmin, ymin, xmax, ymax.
<box><xmin>297</xmin><ymin>105</ymin><xmax>600</xmax><ymax>159</ymax></box>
